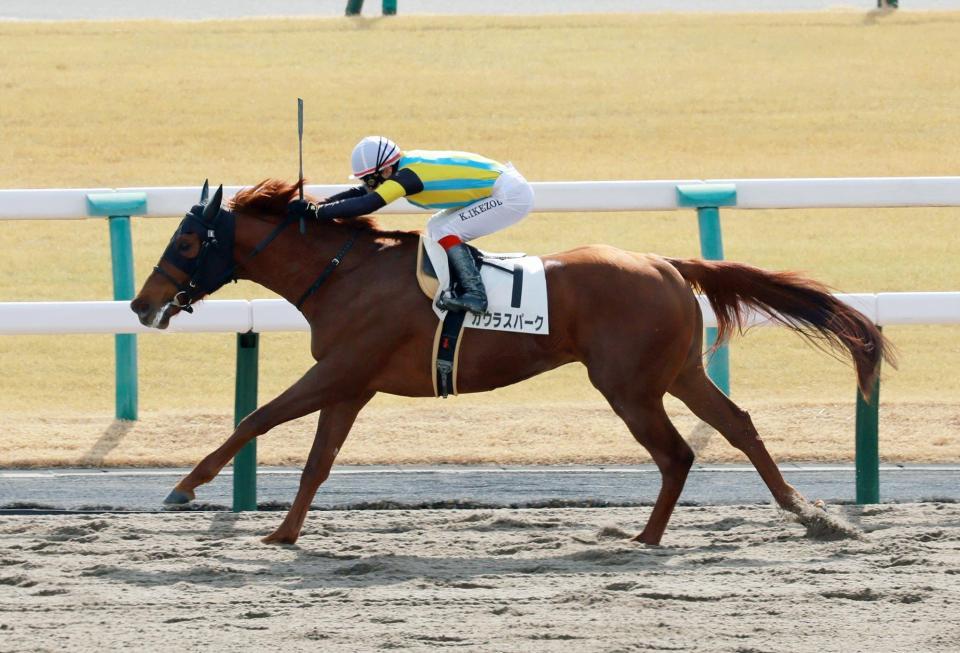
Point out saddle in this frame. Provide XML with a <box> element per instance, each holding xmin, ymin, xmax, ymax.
<box><xmin>416</xmin><ymin>239</ymin><xmax>522</xmax><ymax>301</ymax></box>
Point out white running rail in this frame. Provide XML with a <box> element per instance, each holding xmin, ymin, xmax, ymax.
<box><xmin>1</xmin><ymin>293</ymin><xmax>959</xmax><ymax>335</ymax></box>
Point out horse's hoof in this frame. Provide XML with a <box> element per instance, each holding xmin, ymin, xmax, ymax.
<box><xmin>262</xmin><ymin>532</ymin><xmax>298</xmax><ymax>546</ymax></box>
<box><xmin>163</xmin><ymin>488</ymin><xmax>195</xmax><ymax>505</ymax></box>
<box><xmin>631</xmin><ymin>532</ymin><xmax>662</xmax><ymax>546</ymax></box>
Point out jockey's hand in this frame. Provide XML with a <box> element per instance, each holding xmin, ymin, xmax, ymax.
<box><xmin>287</xmin><ymin>199</ymin><xmax>316</xmax><ymax>219</ymax></box>
<box><xmin>287</xmin><ymin>199</ymin><xmax>329</xmax><ymax>221</ymax></box>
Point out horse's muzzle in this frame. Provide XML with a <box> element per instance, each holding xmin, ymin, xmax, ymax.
<box><xmin>130</xmin><ymin>297</ymin><xmax>172</xmax><ymax>329</ymax></box>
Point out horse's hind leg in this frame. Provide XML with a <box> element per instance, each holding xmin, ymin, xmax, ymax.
<box><xmin>668</xmin><ymin>361</ymin><xmax>807</xmax><ymax>513</ymax></box>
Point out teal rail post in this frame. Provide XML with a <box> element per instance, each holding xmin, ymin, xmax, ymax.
<box><xmin>855</xmin><ymin>333</ymin><xmax>882</xmax><ymax>504</ymax></box>
<box><xmin>86</xmin><ymin>192</ymin><xmax>148</xmax><ymax>421</ymax></box>
<box><xmin>346</xmin><ymin>0</ymin><xmax>397</xmax><ymax>15</ymax></box>
<box><xmin>233</xmin><ymin>332</ymin><xmax>260</xmax><ymax>512</ymax></box>
<box><xmin>676</xmin><ymin>184</ymin><xmax>737</xmax><ymax>396</ymax></box>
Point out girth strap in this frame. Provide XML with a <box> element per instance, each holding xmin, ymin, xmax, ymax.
<box><xmin>435</xmin><ymin>310</ymin><xmax>467</xmax><ymax>398</ymax></box>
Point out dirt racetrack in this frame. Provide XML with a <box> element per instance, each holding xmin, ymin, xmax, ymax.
<box><xmin>1</xmin><ymin>503</ymin><xmax>958</xmax><ymax>651</ymax></box>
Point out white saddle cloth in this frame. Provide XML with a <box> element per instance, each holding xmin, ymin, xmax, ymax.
<box><xmin>422</xmin><ymin>237</ymin><xmax>550</xmax><ymax>336</ymax></box>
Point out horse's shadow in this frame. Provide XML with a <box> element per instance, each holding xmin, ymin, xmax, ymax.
<box><xmin>89</xmin><ymin>507</ymin><xmax>845</xmax><ymax>591</ymax></box>
<box><xmin>90</xmin><ymin>536</ymin><xmax>687</xmax><ymax>591</ymax></box>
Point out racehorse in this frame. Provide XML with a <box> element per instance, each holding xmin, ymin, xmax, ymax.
<box><xmin>130</xmin><ymin>179</ymin><xmax>894</xmax><ymax>545</ymax></box>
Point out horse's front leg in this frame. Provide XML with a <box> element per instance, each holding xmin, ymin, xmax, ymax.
<box><xmin>164</xmin><ymin>362</ymin><xmax>338</xmax><ymax>505</ymax></box>
<box><xmin>262</xmin><ymin>392</ymin><xmax>374</xmax><ymax>545</ymax></box>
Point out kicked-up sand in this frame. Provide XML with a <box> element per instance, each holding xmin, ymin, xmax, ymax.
<box><xmin>1</xmin><ymin>503</ymin><xmax>958</xmax><ymax>651</ymax></box>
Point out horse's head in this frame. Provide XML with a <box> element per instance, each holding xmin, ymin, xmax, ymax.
<box><xmin>130</xmin><ymin>181</ymin><xmax>237</xmax><ymax>329</ymax></box>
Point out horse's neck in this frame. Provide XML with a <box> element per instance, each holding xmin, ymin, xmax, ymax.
<box><xmin>231</xmin><ymin>214</ymin><xmax>413</xmax><ymax>308</ymax></box>
<box><xmin>232</xmin><ymin>214</ymin><xmax>342</xmax><ymax>303</ymax></box>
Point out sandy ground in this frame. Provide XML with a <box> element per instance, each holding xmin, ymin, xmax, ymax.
<box><xmin>3</xmin><ymin>400</ymin><xmax>958</xmax><ymax>467</ymax></box>
<box><xmin>0</xmin><ymin>503</ymin><xmax>958</xmax><ymax>651</ymax></box>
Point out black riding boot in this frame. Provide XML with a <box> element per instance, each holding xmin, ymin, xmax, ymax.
<box><xmin>440</xmin><ymin>243</ymin><xmax>488</xmax><ymax>313</ymax></box>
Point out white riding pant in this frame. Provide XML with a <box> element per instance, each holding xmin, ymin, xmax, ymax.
<box><xmin>426</xmin><ymin>164</ymin><xmax>534</xmax><ymax>243</ymax></box>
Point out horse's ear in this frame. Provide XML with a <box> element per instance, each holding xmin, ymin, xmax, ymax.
<box><xmin>202</xmin><ymin>184</ymin><xmax>223</xmax><ymax>223</ymax></box>
<box><xmin>199</xmin><ymin>179</ymin><xmax>209</xmax><ymax>204</ymax></box>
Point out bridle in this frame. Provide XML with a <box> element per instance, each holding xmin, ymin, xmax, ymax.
<box><xmin>153</xmin><ymin>214</ymin><xmax>231</xmax><ymax>314</ymax></box>
<box><xmin>154</xmin><ymin>201</ymin><xmax>239</xmax><ymax>314</ymax></box>
<box><xmin>156</xmin><ymin>185</ymin><xmax>359</xmax><ymax>316</ymax></box>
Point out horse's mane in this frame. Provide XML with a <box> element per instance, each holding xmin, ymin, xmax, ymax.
<box><xmin>229</xmin><ymin>178</ymin><xmax>388</xmax><ymax>234</ymax></box>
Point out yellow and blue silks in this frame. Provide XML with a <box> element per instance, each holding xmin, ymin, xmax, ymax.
<box><xmin>375</xmin><ymin>150</ymin><xmax>505</xmax><ymax>210</ymax></box>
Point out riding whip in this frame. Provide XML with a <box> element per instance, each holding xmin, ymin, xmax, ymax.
<box><xmin>298</xmin><ymin>98</ymin><xmax>306</xmax><ymax>234</ymax></box>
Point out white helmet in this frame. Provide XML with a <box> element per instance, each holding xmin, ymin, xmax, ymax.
<box><xmin>350</xmin><ymin>136</ymin><xmax>401</xmax><ymax>179</ymax></box>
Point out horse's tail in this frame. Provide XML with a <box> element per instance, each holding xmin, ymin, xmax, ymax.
<box><xmin>665</xmin><ymin>257</ymin><xmax>896</xmax><ymax>400</ymax></box>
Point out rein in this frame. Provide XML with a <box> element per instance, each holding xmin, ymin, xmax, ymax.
<box><xmin>157</xmin><ymin>212</ymin><xmax>360</xmax><ymax>314</ymax></box>
<box><xmin>295</xmin><ymin>228</ymin><xmax>361</xmax><ymax>309</ymax></box>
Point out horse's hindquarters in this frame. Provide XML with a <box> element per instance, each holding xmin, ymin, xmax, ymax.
<box><xmin>453</xmin><ymin>248</ymin><xmax>697</xmax><ymax>396</ymax></box>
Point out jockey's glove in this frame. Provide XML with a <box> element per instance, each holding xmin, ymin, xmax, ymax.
<box><xmin>287</xmin><ymin>199</ymin><xmax>335</xmax><ymax>222</ymax></box>
<box><xmin>288</xmin><ymin>190</ymin><xmax>384</xmax><ymax>222</ymax></box>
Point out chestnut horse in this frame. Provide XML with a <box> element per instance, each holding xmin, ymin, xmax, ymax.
<box><xmin>131</xmin><ymin>180</ymin><xmax>893</xmax><ymax>545</ymax></box>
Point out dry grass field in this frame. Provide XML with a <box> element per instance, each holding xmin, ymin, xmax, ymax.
<box><xmin>0</xmin><ymin>12</ymin><xmax>958</xmax><ymax>466</ymax></box>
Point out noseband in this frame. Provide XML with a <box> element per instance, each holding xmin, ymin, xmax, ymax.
<box><xmin>151</xmin><ymin>264</ymin><xmax>200</xmax><ymax>313</ymax></box>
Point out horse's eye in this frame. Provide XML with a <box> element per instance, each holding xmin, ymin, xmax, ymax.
<box><xmin>177</xmin><ymin>241</ymin><xmax>191</xmax><ymax>253</ymax></box>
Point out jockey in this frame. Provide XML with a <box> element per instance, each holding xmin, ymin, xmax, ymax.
<box><xmin>288</xmin><ymin>136</ymin><xmax>535</xmax><ymax>314</ymax></box>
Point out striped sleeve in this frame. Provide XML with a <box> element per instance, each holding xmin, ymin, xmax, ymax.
<box><xmin>374</xmin><ymin>168</ymin><xmax>424</xmax><ymax>204</ymax></box>
<box><xmin>375</xmin><ymin>180</ymin><xmax>406</xmax><ymax>204</ymax></box>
